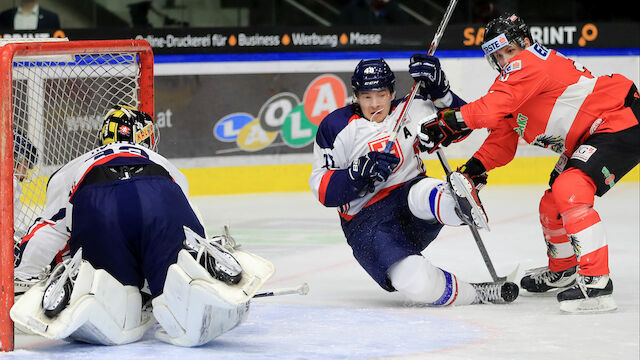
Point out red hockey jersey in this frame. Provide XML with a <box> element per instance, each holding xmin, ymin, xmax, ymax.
<box><xmin>460</xmin><ymin>43</ymin><xmax>637</xmax><ymax>171</ymax></box>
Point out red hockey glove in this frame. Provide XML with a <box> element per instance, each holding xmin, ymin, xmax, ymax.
<box><xmin>417</xmin><ymin>108</ymin><xmax>471</xmax><ymax>153</ymax></box>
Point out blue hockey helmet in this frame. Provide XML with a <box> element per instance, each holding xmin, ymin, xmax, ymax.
<box><xmin>13</xmin><ymin>132</ymin><xmax>38</xmax><ymax>170</ymax></box>
<box><xmin>482</xmin><ymin>13</ymin><xmax>532</xmax><ymax>71</ymax></box>
<box><xmin>100</xmin><ymin>104</ymin><xmax>157</xmax><ymax>150</ymax></box>
<box><xmin>351</xmin><ymin>58</ymin><xmax>396</xmax><ymax>95</ymax></box>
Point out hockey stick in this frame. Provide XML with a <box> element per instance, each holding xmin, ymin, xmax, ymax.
<box><xmin>385</xmin><ymin>0</ymin><xmax>507</xmax><ymax>283</ymax></box>
<box><xmin>382</xmin><ymin>0</ymin><xmax>458</xmax><ymax>154</ymax></box>
<box><xmin>253</xmin><ymin>283</ymin><xmax>310</xmax><ymax>298</ymax></box>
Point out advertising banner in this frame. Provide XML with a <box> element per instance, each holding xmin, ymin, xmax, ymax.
<box><xmin>154</xmin><ymin>71</ymin><xmax>416</xmax><ymax>159</ymax></box>
<box><xmin>2</xmin><ymin>23</ymin><xmax>637</xmax><ymax>54</ymax></box>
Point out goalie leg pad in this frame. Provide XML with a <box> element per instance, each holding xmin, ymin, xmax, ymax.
<box><xmin>152</xmin><ymin>249</ymin><xmax>250</xmax><ymax>347</ymax></box>
<box><xmin>11</xmin><ymin>260</ymin><xmax>152</xmax><ymax>345</ymax></box>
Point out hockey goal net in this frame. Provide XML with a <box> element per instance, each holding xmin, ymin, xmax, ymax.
<box><xmin>0</xmin><ymin>39</ymin><xmax>154</xmax><ymax>351</ymax></box>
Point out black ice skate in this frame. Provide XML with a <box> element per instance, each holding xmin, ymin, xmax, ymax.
<box><xmin>447</xmin><ymin>171</ymin><xmax>489</xmax><ymax>230</ymax></box>
<box><xmin>557</xmin><ymin>274</ymin><xmax>616</xmax><ymax>313</ymax></box>
<box><xmin>472</xmin><ymin>281</ymin><xmax>519</xmax><ymax>304</ymax></box>
<box><xmin>183</xmin><ymin>226</ymin><xmax>243</xmax><ymax>285</ymax></box>
<box><xmin>520</xmin><ymin>266</ymin><xmax>577</xmax><ymax>293</ymax></box>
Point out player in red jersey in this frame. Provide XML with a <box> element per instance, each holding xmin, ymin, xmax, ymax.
<box><xmin>413</xmin><ymin>13</ymin><xmax>640</xmax><ymax>313</ymax></box>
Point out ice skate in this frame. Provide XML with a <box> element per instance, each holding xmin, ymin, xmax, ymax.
<box><xmin>557</xmin><ymin>274</ymin><xmax>616</xmax><ymax>313</ymax></box>
<box><xmin>41</xmin><ymin>250</ymin><xmax>83</xmax><ymax>318</ymax></box>
<box><xmin>520</xmin><ymin>266</ymin><xmax>577</xmax><ymax>293</ymax></box>
<box><xmin>447</xmin><ymin>171</ymin><xmax>489</xmax><ymax>230</ymax></box>
<box><xmin>183</xmin><ymin>226</ymin><xmax>243</xmax><ymax>285</ymax></box>
<box><xmin>472</xmin><ymin>281</ymin><xmax>519</xmax><ymax>304</ymax></box>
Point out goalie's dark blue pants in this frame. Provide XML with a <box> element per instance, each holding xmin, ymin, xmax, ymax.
<box><xmin>340</xmin><ymin>176</ymin><xmax>444</xmax><ymax>292</ymax></box>
<box><xmin>69</xmin><ymin>175</ymin><xmax>204</xmax><ymax>297</ymax></box>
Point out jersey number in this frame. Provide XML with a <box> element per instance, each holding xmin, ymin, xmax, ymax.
<box><xmin>92</xmin><ymin>145</ymin><xmax>149</xmax><ymax>161</ymax></box>
<box><xmin>322</xmin><ymin>153</ymin><xmax>335</xmax><ymax>169</ymax></box>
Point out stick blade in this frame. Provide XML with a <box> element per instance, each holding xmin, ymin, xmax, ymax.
<box><xmin>298</xmin><ymin>283</ymin><xmax>310</xmax><ymax>295</ymax></box>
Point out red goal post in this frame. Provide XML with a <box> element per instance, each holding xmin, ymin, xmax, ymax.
<box><xmin>0</xmin><ymin>39</ymin><xmax>154</xmax><ymax>351</ymax></box>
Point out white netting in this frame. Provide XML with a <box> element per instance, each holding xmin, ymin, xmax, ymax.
<box><xmin>12</xmin><ymin>52</ymin><xmax>143</xmax><ymax>256</ymax></box>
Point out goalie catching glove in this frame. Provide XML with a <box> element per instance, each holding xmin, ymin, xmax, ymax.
<box><xmin>417</xmin><ymin>108</ymin><xmax>471</xmax><ymax>153</ymax></box>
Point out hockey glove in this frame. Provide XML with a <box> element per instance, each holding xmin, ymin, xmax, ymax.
<box><xmin>418</xmin><ymin>108</ymin><xmax>471</xmax><ymax>153</ymax></box>
<box><xmin>458</xmin><ymin>157</ymin><xmax>488</xmax><ymax>191</ymax></box>
<box><xmin>409</xmin><ymin>54</ymin><xmax>450</xmax><ymax>100</ymax></box>
<box><xmin>348</xmin><ymin>151</ymin><xmax>400</xmax><ymax>191</ymax></box>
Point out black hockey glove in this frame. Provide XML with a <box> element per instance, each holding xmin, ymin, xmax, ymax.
<box><xmin>417</xmin><ymin>108</ymin><xmax>471</xmax><ymax>153</ymax></box>
<box><xmin>409</xmin><ymin>54</ymin><xmax>450</xmax><ymax>100</ymax></box>
<box><xmin>348</xmin><ymin>151</ymin><xmax>400</xmax><ymax>191</ymax></box>
<box><xmin>458</xmin><ymin>157</ymin><xmax>488</xmax><ymax>191</ymax></box>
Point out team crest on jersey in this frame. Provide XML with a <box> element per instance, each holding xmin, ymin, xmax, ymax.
<box><xmin>532</xmin><ymin>134</ymin><xmax>565</xmax><ymax>153</ymax></box>
<box><xmin>499</xmin><ymin>60</ymin><xmax>521</xmax><ymax>81</ymax></box>
<box><xmin>368</xmin><ymin>136</ymin><xmax>404</xmax><ymax>172</ymax></box>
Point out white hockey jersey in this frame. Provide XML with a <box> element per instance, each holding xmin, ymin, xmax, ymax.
<box><xmin>309</xmin><ymin>98</ymin><xmax>438</xmax><ymax>220</ymax></box>
<box><xmin>14</xmin><ymin>142</ymin><xmax>189</xmax><ymax>279</ymax></box>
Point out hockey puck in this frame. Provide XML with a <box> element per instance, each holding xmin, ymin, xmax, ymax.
<box><xmin>501</xmin><ymin>282</ymin><xmax>519</xmax><ymax>303</ymax></box>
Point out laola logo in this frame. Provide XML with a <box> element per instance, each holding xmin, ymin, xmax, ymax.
<box><xmin>214</xmin><ymin>74</ymin><xmax>347</xmax><ymax>152</ymax></box>
<box><xmin>303</xmin><ymin>74</ymin><xmax>347</xmax><ymax>126</ymax></box>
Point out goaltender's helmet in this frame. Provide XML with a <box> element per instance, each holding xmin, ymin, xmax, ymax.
<box><xmin>13</xmin><ymin>131</ymin><xmax>38</xmax><ymax>175</ymax></box>
<box><xmin>351</xmin><ymin>58</ymin><xmax>396</xmax><ymax>95</ymax></box>
<box><xmin>100</xmin><ymin>104</ymin><xmax>157</xmax><ymax>150</ymax></box>
<box><xmin>481</xmin><ymin>13</ymin><xmax>532</xmax><ymax>71</ymax></box>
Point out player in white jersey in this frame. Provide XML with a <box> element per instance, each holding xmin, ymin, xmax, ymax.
<box><xmin>12</xmin><ymin>132</ymin><xmax>38</xmax><ymax>240</ymax></box>
<box><xmin>11</xmin><ymin>105</ymin><xmax>274</xmax><ymax>347</ymax></box>
<box><xmin>309</xmin><ymin>58</ymin><xmax>518</xmax><ymax>306</ymax></box>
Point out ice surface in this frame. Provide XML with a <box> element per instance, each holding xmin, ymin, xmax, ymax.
<box><xmin>6</xmin><ymin>183</ymin><xmax>639</xmax><ymax>359</ymax></box>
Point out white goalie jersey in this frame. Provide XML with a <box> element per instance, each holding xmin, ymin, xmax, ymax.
<box><xmin>15</xmin><ymin>142</ymin><xmax>189</xmax><ymax>279</ymax></box>
<box><xmin>309</xmin><ymin>97</ymin><xmax>438</xmax><ymax>220</ymax></box>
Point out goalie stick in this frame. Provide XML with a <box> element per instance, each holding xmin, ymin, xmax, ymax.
<box><xmin>253</xmin><ymin>283</ymin><xmax>309</xmax><ymax>298</ymax></box>
<box><xmin>384</xmin><ymin>0</ymin><xmax>510</xmax><ymax>283</ymax></box>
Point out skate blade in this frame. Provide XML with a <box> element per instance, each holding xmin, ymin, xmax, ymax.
<box><xmin>559</xmin><ymin>295</ymin><xmax>617</xmax><ymax>314</ymax></box>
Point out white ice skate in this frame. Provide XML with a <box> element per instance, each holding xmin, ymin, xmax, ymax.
<box><xmin>447</xmin><ymin>171</ymin><xmax>489</xmax><ymax>230</ymax></box>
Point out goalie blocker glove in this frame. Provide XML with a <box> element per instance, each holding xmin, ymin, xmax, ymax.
<box><xmin>417</xmin><ymin>108</ymin><xmax>471</xmax><ymax>153</ymax></box>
